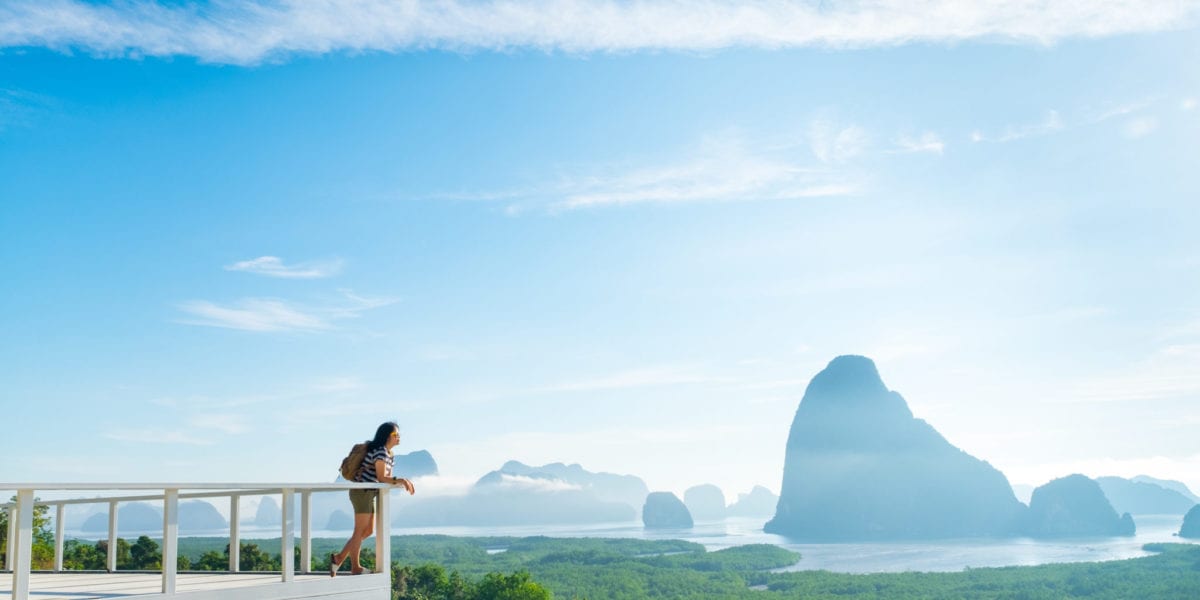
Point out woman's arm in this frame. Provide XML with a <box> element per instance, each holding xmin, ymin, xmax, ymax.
<box><xmin>375</xmin><ymin>458</ymin><xmax>416</xmax><ymax>494</ymax></box>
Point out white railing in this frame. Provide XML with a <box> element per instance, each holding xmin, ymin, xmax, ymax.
<box><xmin>1</xmin><ymin>483</ymin><xmax>392</xmax><ymax>600</ymax></box>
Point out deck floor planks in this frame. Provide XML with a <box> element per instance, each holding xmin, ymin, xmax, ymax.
<box><xmin>0</xmin><ymin>572</ymin><xmax>337</xmax><ymax>599</ymax></box>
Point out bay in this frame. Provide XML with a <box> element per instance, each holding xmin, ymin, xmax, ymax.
<box><xmin>63</xmin><ymin>514</ymin><xmax>1192</xmax><ymax>574</ymax></box>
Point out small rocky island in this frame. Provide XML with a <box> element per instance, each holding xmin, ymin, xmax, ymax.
<box><xmin>1025</xmin><ymin>474</ymin><xmax>1135</xmax><ymax>537</ymax></box>
<box><xmin>643</xmin><ymin>492</ymin><xmax>694</xmax><ymax>529</ymax></box>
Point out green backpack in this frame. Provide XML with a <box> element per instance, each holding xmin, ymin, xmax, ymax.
<box><xmin>340</xmin><ymin>442</ymin><xmax>369</xmax><ymax>481</ymax></box>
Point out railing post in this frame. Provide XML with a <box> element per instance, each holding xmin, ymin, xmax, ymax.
<box><xmin>300</xmin><ymin>490</ymin><xmax>312</xmax><ymax>574</ymax></box>
<box><xmin>5</xmin><ymin>506</ymin><xmax>14</xmax><ymax>571</ymax></box>
<box><xmin>107</xmin><ymin>500</ymin><xmax>119</xmax><ymax>572</ymax></box>
<box><xmin>229</xmin><ymin>495</ymin><xmax>240</xmax><ymax>572</ymax></box>
<box><xmin>280</xmin><ymin>490</ymin><xmax>294</xmax><ymax>583</ymax></box>
<box><xmin>375</xmin><ymin>485</ymin><xmax>390</xmax><ymax>574</ymax></box>
<box><xmin>54</xmin><ymin>503</ymin><xmax>65</xmax><ymax>572</ymax></box>
<box><xmin>11</xmin><ymin>489</ymin><xmax>34</xmax><ymax>600</ymax></box>
<box><xmin>162</xmin><ymin>489</ymin><xmax>179</xmax><ymax>594</ymax></box>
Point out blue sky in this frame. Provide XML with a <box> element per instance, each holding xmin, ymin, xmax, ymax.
<box><xmin>2</xmin><ymin>1</ymin><xmax>1200</xmax><ymax>501</ymax></box>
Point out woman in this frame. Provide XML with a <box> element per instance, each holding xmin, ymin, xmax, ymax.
<box><xmin>331</xmin><ymin>421</ymin><xmax>416</xmax><ymax>576</ymax></box>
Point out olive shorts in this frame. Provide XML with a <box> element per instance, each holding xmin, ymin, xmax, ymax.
<box><xmin>349</xmin><ymin>488</ymin><xmax>379</xmax><ymax>515</ymax></box>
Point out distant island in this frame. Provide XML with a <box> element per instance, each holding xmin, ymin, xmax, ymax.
<box><xmin>391</xmin><ymin>460</ymin><xmax>647</xmax><ymax>526</ymax></box>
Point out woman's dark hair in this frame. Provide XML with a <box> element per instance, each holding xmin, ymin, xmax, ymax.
<box><xmin>367</xmin><ymin>421</ymin><xmax>399</xmax><ymax>452</ymax></box>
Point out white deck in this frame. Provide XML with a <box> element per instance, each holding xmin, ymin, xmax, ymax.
<box><xmin>1</xmin><ymin>484</ymin><xmax>395</xmax><ymax>600</ymax></box>
<box><xmin>0</xmin><ymin>571</ymin><xmax>390</xmax><ymax>600</ymax></box>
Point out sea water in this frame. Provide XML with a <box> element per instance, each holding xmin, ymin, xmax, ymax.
<box><xmin>380</xmin><ymin>514</ymin><xmax>1193</xmax><ymax>573</ymax></box>
<box><xmin>63</xmin><ymin>514</ymin><xmax>1193</xmax><ymax>574</ymax></box>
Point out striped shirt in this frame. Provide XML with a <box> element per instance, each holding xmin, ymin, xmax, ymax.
<box><xmin>356</xmin><ymin>446</ymin><xmax>393</xmax><ymax>483</ymax></box>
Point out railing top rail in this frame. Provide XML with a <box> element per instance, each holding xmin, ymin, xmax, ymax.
<box><xmin>0</xmin><ymin>482</ymin><xmax>390</xmax><ymax>491</ymax></box>
<box><xmin>0</xmin><ymin>483</ymin><xmax>392</xmax><ymax>508</ymax></box>
<box><xmin>0</xmin><ymin>484</ymin><xmax>393</xmax><ymax>508</ymax></box>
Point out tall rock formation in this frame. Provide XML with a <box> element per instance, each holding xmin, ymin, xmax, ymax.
<box><xmin>1180</xmin><ymin>504</ymin><xmax>1200</xmax><ymax>539</ymax></box>
<box><xmin>1025</xmin><ymin>475</ymin><xmax>1135</xmax><ymax>537</ymax></box>
<box><xmin>764</xmin><ymin>355</ymin><xmax>1025</xmax><ymax>540</ymax></box>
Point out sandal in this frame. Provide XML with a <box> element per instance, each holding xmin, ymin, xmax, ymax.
<box><xmin>329</xmin><ymin>552</ymin><xmax>340</xmax><ymax>577</ymax></box>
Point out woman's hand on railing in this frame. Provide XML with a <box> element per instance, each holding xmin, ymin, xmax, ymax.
<box><xmin>394</xmin><ymin>477</ymin><xmax>415</xmax><ymax>495</ymax></box>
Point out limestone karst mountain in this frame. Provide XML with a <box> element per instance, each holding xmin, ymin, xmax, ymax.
<box><xmin>1180</xmin><ymin>504</ymin><xmax>1200</xmax><ymax>538</ymax></box>
<box><xmin>643</xmin><ymin>492</ymin><xmax>693</xmax><ymax>529</ymax></box>
<box><xmin>726</xmin><ymin>486</ymin><xmax>778</xmax><ymax>518</ymax></box>
<box><xmin>683</xmin><ymin>484</ymin><xmax>726</xmax><ymax>521</ymax></box>
<box><xmin>1025</xmin><ymin>475</ymin><xmax>1135</xmax><ymax>537</ymax></box>
<box><xmin>764</xmin><ymin>355</ymin><xmax>1025</xmax><ymax>540</ymax></box>
<box><xmin>392</xmin><ymin>460</ymin><xmax>644</xmax><ymax>526</ymax></box>
<box><xmin>81</xmin><ymin>501</ymin><xmax>226</xmax><ymax>533</ymax></box>
<box><xmin>1131</xmin><ymin>475</ymin><xmax>1200</xmax><ymax>504</ymax></box>
<box><xmin>1096</xmin><ymin>476</ymin><xmax>1196</xmax><ymax>515</ymax></box>
<box><xmin>393</xmin><ymin>449</ymin><xmax>439</xmax><ymax>478</ymax></box>
<box><xmin>82</xmin><ymin>502</ymin><xmax>162</xmax><ymax>533</ymax></box>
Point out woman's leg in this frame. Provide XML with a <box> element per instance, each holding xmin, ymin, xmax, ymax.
<box><xmin>348</xmin><ymin>511</ymin><xmax>375</xmax><ymax>572</ymax></box>
<box><xmin>333</xmin><ymin>512</ymin><xmax>374</xmax><ymax>567</ymax></box>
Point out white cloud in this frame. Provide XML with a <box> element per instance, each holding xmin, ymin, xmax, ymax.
<box><xmin>810</xmin><ymin>121</ymin><xmax>869</xmax><ymax>163</ymax></box>
<box><xmin>225</xmin><ymin>256</ymin><xmax>343</xmax><ymax>279</ymax></box>
<box><xmin>972</xmin><ymin>110</ymin><xmax>1064</xmax><ymax>143</ymax></box>
<box><xmin>547</xmin><ymin>135</ymin><xmax>860</xmax><ymax>210</ymax></box>
<box><xmin>3</xmin><ymin>1</ymin><xmax>1197</xmax><ymax>65</ymax></box>
<box><xmin>890</xmin><ymin>132</ymin><xmax>945</xmax><ymax>155</ymax></box>
<box><xmin>104</xmin><ymin>428</ymin><xmax>214</xmax><ymax>445</ymax></box>
<box><xmin>189</xmin><ymin>413</ymin><xmax>251</xmax><ymax>434</ymax></box>
<box><xmin>407</xmin><ymin>475</ymin><xmax>476</xmax><ymax>498</ymax></box>
<box><xmin>0</xmin><ymin>88</ymin><xmax>54</xmax><ymax>131</ymax></box>
<box><xmin>177</xmin><ymin>289</ymin><xmax>396</xmax><ymax>332</ymax></box>
<box><xmin>483</xmin><ymin>474</ymin><xmax>584</xmax><ymax>493</ymax></box>
<box><xmin>1123</xmin><ymin>116</ymin><xmax>1159</xmax><ymax>138</ymax></box>
<box><xmin>529</xmin><ymin>365</ymin><xmax>728</xmax><ymax>394</ymax></box>
<box><xmin>177</xmin><ymin>298</ymin><xmax>331</xmax><ymax>332</ymax></box>
<box><xmin>1064</xmin><ymin>344</ymin><xmax>1200</xmax><ymax>404</ymax></box>
<box><xmin>1183</xmin><ymin>98</ymin><xmax>1198</xmax><ymax>111</ymax></box>
<box><xmin>1088</xmin><ymin>99</ymin><xmax>1153</xmax><ymax>123</ymax></box>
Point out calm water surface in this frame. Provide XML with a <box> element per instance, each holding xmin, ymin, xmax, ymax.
<box><xmin>67</xmin><ymin>515</ymin><xmax>1194</xmax><ymax>573</ymax></box>
<box><xmin>388</xmin><ymin>514</ymin><xmax>1194</xmax><ymax>573</ymax></box>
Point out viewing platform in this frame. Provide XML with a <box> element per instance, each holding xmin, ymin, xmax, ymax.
<box><xmin>0</xmin><ymin>483</ymin><xmax>394</xmax><ymax>600</ymax></box>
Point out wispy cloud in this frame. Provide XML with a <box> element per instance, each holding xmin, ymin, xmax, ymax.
<box><xmin>1183</xmin><ymin>98</ymin><xmax>1198</xmax><ymax>111</ymax></box>
<box><xmin>3</xmin><ymin>1</ymin><xmax>1197</xmax><ymax>65</ymax></box>
<box><xmin>225</xmin><ymin>256</ymin><xmax>343</xmax><ymax>279</ymax></box>
<box><xmin>1123</xmin><ymin>116</ymin><xmax>1159</xmax><ymax>138</ymax></box>
<box><xmin>553</xmin><ymin>158</ymin><xmax>857</xmax><ymax>211</ymax></box>
<box><xmin>1064</xmin><ymin>344</ymin><xmax>1200</xmax><ymax>404</ymax></box>
<box><xmin>105</xmin><ymin>428</ymin><xmax>214</xmax><ymax>445</ymax></box>
<box><xmin>809</xmin><ymin>121</ymin><xmax>869</xmax><ymax>163</ymax></box>
<box><xmin>1080</xmin><ymin>99</ymin><xmax>1156</xmax><ymax>124</ymax></box>
<box><xmin>479</xmin><ymin>474</ymin><xmax>583</xmax><ymax>493</ymax></box>
<box><xmin>151</xmin><ymin>377</ymin><xmax>368</xmax><ymax>410</ymax></box>
<box><xmin>0</xmin><ymin>88</ymin><xmax>55</xmax><ymax>131</ymax></box>
<box><xmin>177</xmin><ymin>289</ymin><xmax>395</xmax><ymax>332</ymax></box>
<box><xmin>189</xmin><ymin>413</ymin><xmax>251</xmax><ymax>434</ymax></box>
<box><xmin>890</xmin><ymin>132</ymin><xmax>945</xmax><ymax>155</ymax></box>
<box><xmin>493</xmin><ymin>131</ymin><xmax>862</xmax><ymax>212</ymax></box>
<box><xmin>971</xmin><ymin>110</ymin><xmax>1064</xmax><ymax>143</ymax></box>
<box><xmin>177</xmin><ymin>298</ymin><xmax>331</xmax><ymax>332</ymax></box>
<box><xmin>529</xmin><ymin>365</ymin><xmax>728</xmax><ymax>394</ymax></box>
